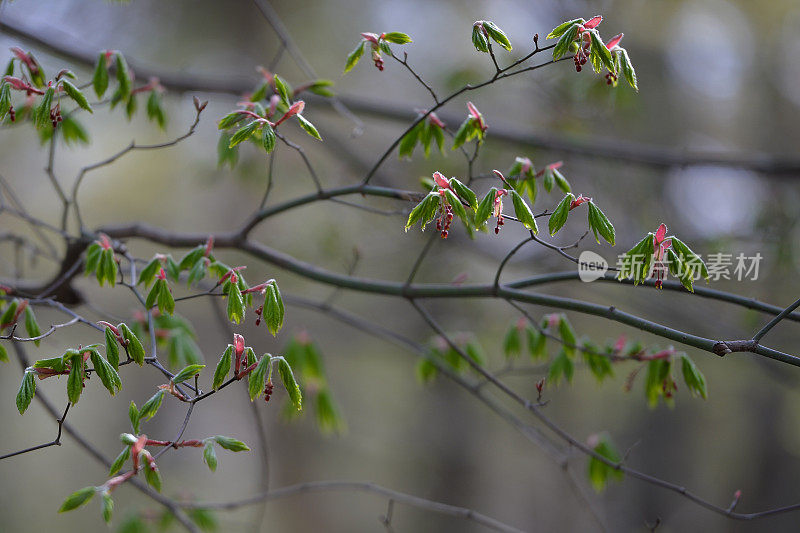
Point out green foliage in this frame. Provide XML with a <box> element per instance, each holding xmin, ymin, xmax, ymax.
<box><xmin>587</xmin><ymin>433</ymin><xmax>623</xmax><ymax>491</ymax></box>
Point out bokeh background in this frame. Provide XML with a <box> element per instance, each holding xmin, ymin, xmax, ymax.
<box><xmin>1</xmin><ymin>0</ymin><xmax>799</xmax><ymax>531</ymax></box>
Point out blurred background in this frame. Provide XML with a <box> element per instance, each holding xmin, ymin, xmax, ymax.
<box><xmin>0</xmin><ymin>0</ymin><xmax>799</xmax><ymax>531</ymax></box>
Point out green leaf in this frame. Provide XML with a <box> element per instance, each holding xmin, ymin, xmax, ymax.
<box><xmin>128</xmin><ymin>400</ymin><xmax>140</xmax><ymax>433</ymax></box>
<box><xmin>212</xmin><ymin>346</ymin><xmax>233</xmax><ymax>390</ymax></box>
<box><xmin>510</xmin><ymin>190</ymin><xmax>538</xmax><ymax>233</ymax></box>
<box><xmin>120</xmin><ymin>323</ymin><xmax>146</xmax><ymax>365</ymax></box>
<box><xmin>589</xmin><ymin>31</ymin><xmax>615</xmax><ymax>73</ymax></box>
<box><xmin>67</xmin><ymin>354</ymin><xmax>84</xmax><ymax>404</ymax></box>
<box><xmin>61</xmin><ymin>79</ymin><xmax>92</xmax><ymax>113</ymax></box>
<box><xmin>450</xmin><ymin>179</ymin><xmax>478</xmax><ymax>210</ymax></box>
<box><xmin>587</xmin><ymin>201</ymin><xmax>615</xmax><ymax>246</ymax></box>
<box><xmin>144</xmin><ymin>462</ymin><xmax>162</xmax><ymax>492</ymax></box>
<box><xmin>264</xmin><ymin>283</ymin><xmax>284</xmax><ymax>336</ymax></box>
<box><xmin>109</xmin><ymin>446</ymin><xmax>130</xmax><ymax>476</ymax></box>
<box><xmin>273</xmin><ymin>74</ymin><xmax>292</xmax><ymax>106</ymax></box>
<box><xmin>552</xmin><ymin>168</ymin><xmax>571</xmax><ymax>193</ymax></box>
<box><xmin>213</xmin><ymin>435</ymin><xmax>251</xmax><ymax>452</ymax></box>
<box><xmin>16</xmin><ymin>371</ymin><xmax>36</xmax><ymax>414</ymax></box>
<box><xmin>0</xmin><ymin>343</ymin><xmax>7</xmax><ymax>362</ymax></box>
<box><xmin>262</xmin><ymin>123</ymin><xmax>276</xmax><ymax>153</ymax></box>
<box><xmin>188</xmin><ymin>508</ymin><xmax>218</xmax><ymax>532</ymax></box>
<box><xmin>297</xmin><ymin>114</ymin><xmax>322</xmax><ymax>141</ymax></box>
<box><xmin>527</xmin><ymin>327</ymin><xmax>546</xmax><ymax>360</ymax></box>
<box><xmin>59</xmin><ymin>115</ymin><xmax>90</xmax><ymax>145</ymax></box>
<box><xmin>382</xmin><ymin>32</ymin><xmax>412</xmax><ymax>44</ymax></box>
<box><xmin>137</xmin><ymin>257</ymin><xmax>161</xmax><ymax>287</ymax></box>
<box><xmin>24</xmin><ymin>306</ymin><xmax>41</xmax><ymax>346</ymax></box>
<box><xmin>0</xmin><ymin>83</ymin><xmax>11</xmax><ymax>122</ymax></box>
<box><xmin>307</xmin><ymin>79</ymin><xmax>335</xmax><ymax>97</ymax></box>
<box><xmin>248</xmin><ymin>354</ymin><xmax>270</xmax><ymax>401</ymax></box>
<box><xmin>59</xmin><ymin>486</ymin><xmax>96</xmax><ymax>512</ymax></box>
<box><xmin>84</xmin><ymin>243</ymin><xmax>102</xmax><ymax>276</ymax></box>
<box><xmin>451</xmin><ymin>118</ymin><xmax>471</xmax><ymax>150</ymax></box>
<box><xmin>34</xmin><ymin>86</ymin><xmax>54</xmax><ymax>130</ymax></box>
<box><xmin>157</xmin><ymin>279</ymin><xmax>175</xmax><ymax>315</ymax></box>
<box><xmin>548</xmin><ymin>193</ymin><xmax>573</xmax><ymax>236</ymax></box>
<box><xmin>681</xmin><ymin>354</ymin><xmax>707</xmax><ymax>399</ymax></box>
<box><xmin>588</xmin><ymin>433</ymin><xmax>623</xmax><ymax>492</ymax></box>
<box><xmin>431</xmin><ymin>123</ymin><xmax>445</xmax><ymax>154</ymax></box>
<box><xmin>225</xmin><ymin>282</ymin><xmax>245</xmax><ymax>324</ymax></box>
<box><xmin>203</xmin><ymin>441</ymin><xmax>217</xmax><ymax>472</ymax></box>
<box><xmin>315</xmin><ymin>389</ymin><xmax>344</xmax><ymax>434</ymax></box>
<box><xmin>416</xmin><ymin>358</ymin><xmax>438</xmax><ymax>383</ymax></box>
<box><xmin>669</xmin><ymin>237</ymin><xmax>709</xmax><ymax>283</ymax></box>
<box><xmin>471</xmin><ymin>25</ymin><xmax>489</xmax><ymax>53</ymax></box>
<box><xmin>115</xmin><ymin>52</ymin><xmax>132</xmax><ymax>100</ymax></box>
<box><xmin>278</xmin><ymin>357</ymin><xmax>303</xmax><ymax>410</ymax></box>
<box><xmin>503</xmin><ymin>325</ymin><xmax>521</xmax><ymax>359</ymax></box>
<box><xmin>138</xmin><ymin>389</ymin><xmax>165</xmax><ymax>422</ymax></box>
<box><xmin>99</xmin><ymin>248</ymin><xmax>118</xmax><ymax>287</ymax></box>
<box><xmin>443</xmin><ymin>189</ymin><xmax>469</xmax><ymax>229</ymax></box>
<box><xmin>93</xmin><ymin>53</ymin><xmax>109</xmax><ymax>98</ymax></box>
<box><xmin>172</xmin><ymin>364</ymin><xmax>205</xmax><ymax>384</ymax></box>
<box><xmin>619</xmin><ymin>48</ymin><xmax>638</xmax><ymax>90</ymax></box>
<box><xmin>482</xmin><ymin>21</ymin><xmax>512</xmax><ymax>51</ymax></box>
<box><xmin>229</xmin><ymin>120</ymin><xmax>261</xmax><ymax>148</ymax></box>
<box><xmin>582</xmin><ymin>341</ymin><xmax>614</xmax><ymax>382</ymax></box>
<box><xmin>475</xmin><ymin>188</ymin><xmax>497</xmax><ymax>227</ymax></box>
<box><xmin>645</xmin><ymin>358</ymin><xmax>672</xmax><ymax>408</ymax></box>
<box><xmin>547</xmin><ymin>18</ymin><xmax>584</xmax><ymax>40</ymax></box>
<box><xmin>553</xmin><ymin>24</ymin><xmax>580</xmax><ymax>59</ymax></box>
<box><xmin>558</xmin><ymin>315</ymin><xmax>577</xmax><ymax>357</ymax></box>
<box><xmin>218</xmin><ymin>111</ymin><xmax>245</xmax><ymax>130</ymax></box>
<box><xmin>90</xmin><ymin>350</ymin><xmax>122</xmax><ymax>395</ymax></box>
<box><xmin>102</xmin><ymin>493</ymin><xmax>114</xmax><ymax>524</ymax></box>
<box><xmin>617</xmin><ymin>233</ymin><xmax>655</xmax><ymax>285</ymax></box>
<box><xmin>344</xmin><ymin>41</ymin><xmax>366</xmax><ymax>73</ymax></box>
<box><xmin>548</xmin><ymin>350</ymin><xmax>574</xmax><ymax>385</ymax></box>
<box><xmin>405</xmin><ymin>192</ymin><xmax>439</xmax><ymax>230</ymax></box>
<box><xmin>398</xmin><ymin>121</ymin><xmax>422</xmax><ymax>159</ymax></box>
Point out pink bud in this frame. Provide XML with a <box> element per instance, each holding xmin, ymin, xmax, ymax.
<box><xmin>233</xmin><ymin>333</ymin><xmax>245</xmax><ymax>358</ymax></box>
<box><xmin>569</xmin><ymin>195</ymin><xmax>591</xmax><ymax>210</ymax></box>
<box><xmin>360</xmin><ymin>32</ymin><xmax>380</xmax><ymax>44</ymax></box>
<box><xmin>583</xmin><ymin>15</ymin><xmax>602</xmax><ymax>30</ymax></box>
<box><xmin>428</xmin><ymin>112</ymin><xmax>446</xmax><ymax>128</ymax></box>
<box><xmin>655</xmin><ymin>223</ymin><xmax>668</xmax><ymax>244</ymax></box>
<box><xmin>547</xmin><ymin>161</ymin><xmax>563</xmax><ymax>171</ymax></box>
<box><xmin>605</xmin><ymin>33</ymin><xmax>623</xmax><ymax>50</ymax></box>
<box><xmin>156</xmin><ymin>268</ymin><xmax>166</xmax><ymax>281</ymax></box>
<box><xmin>287</xmin><ymin>100</ymin><xmax>305</xmax><ymax>117</ymax></box>
<box><xmin>432</xmin><ymin>171</ymin><xmax>452</xmax><ymax>191</ymax></box>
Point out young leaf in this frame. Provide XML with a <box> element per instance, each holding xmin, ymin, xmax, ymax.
<box><xmin>344</xmin><ymin>41</ymin><xmax>366</xmax><ymax>73</ymax></box>
<box><xmin>101</xmin><ymin>493</ymin><xmax>113</xmax><ymax>524</ymax></box>
<box><xmin>527</xmin><ymin>327</ymin><xmax>547</xmax><ymax>360</ymax></box>
<box><xmin>443</xmin><ymin>189</ymin><xmax>469</xmax><ymax>229</ymax></box>
<box><xmin>16</xmin><ymin>371</ymin><xmax>36</xmax><ymax>414</ymax></box>
<box><xmin>297</xmin><ymin>115</ymin><xmax>322</xmax><ymax>140</ymax></box>
<box><xmin>229</xmin><ymin>120</ymin><xmax>261</xmax><ymax>148</ymax></box>
<box><xmin>93</xmin><ymin>53</ymin><xmax>109</xmax><ymax>98</ymax></box>
<box><xmin>61</xmin><ymin>79</ymin><xmax>92</xmax><ymax>113</ymax></box>
<box><xmin>203</xmin><ymin>441</ymin><xmax>217</xmax><ymax>472</ymax></box>
<box><xmin>138</xmin><ymin>389</ymin><xmax>165</xmax><ymax>422</ymax></box>
<box><xmin>59</xmin><ymin>487</ymin><xmax>96</xmax><ymax>513</ymax></box>
<box><xmin>451</xmin><ymin>118</ymin><xmax>471</xmax><ymax>150</ymax></box>
<box><xmin>587</xmin><ymin>201</ymin><xmax>615</xmax><ymax>246</ymax></box>
<box><xmin>248</xmin><ymin>354</ymin><xmax>270</xmax><ymax>401</ymax></box>
<box><xmin>681</xmin><ymin>354</ymin><xmax>707</xmax><ymax>399</ymax></box>
<box><xmin>382</xmin><ymin>32</ymin><xmax>412</xmax><ymax>44</ymax></box>
<box><xmin>225</xmin><ymin>282</ymin><xmax>245</xmax><ymax>324</ymax></box>
<box><xmin>264</xmin><ymin>283</ymin><xmax>284</xmax><ymax>336</ymax></box>
<box><xmin>548</xmin><ymin>349</ymin><xmax>574</xmax><ymax>385</ymax></box>
<box><xmin>617</xmin><ymin>233</ymin><xmax>655</xmax><ymax>285</ymax></box>
<box><xmin>482</xmin><ymin>21</ymin><xmax>512</xmax><ymax>51</ymax></box>
<box><xmin>273</xmin><ymin>74</ymin><xmax>292</xmax><ymax>106</ymax></box>
<box><xmin>144</xmin><ymin>462</ymin><xmax>162</xmax><ymax>492</ymax></box>
<box><xmin>510</xmin><ymin>190</ymin><xmax>538</xmax><ymax>233</ymax></box>
<box><xmin>212</xmin><ymin>346</ymin><xmax>233</xmax><ymax>390</ymax></box>
<box><xmin>620</xmin><ymin>48</ymin><xmax>638</xmax><ymax>91</ymax></box>
<box><xmin>450</xmin><ymin>178</ymin><xmax>478</xmax><ymax>210</ymax></box>
<box><xmin>553</xmin><ymin>24</ymin><xmax>580</xmax><ymax>59</ymax></box>
<box><xmin>670</xmin><ymin>237</ymin><xmax>709</xmax><ymax>282</ymax></box>
<box><xmin>90</xmin><ymin>351</ymin><xmax>122</xmax><ymax>395</ymax></box>
<box><xmin>172</xmin><ymin>364</ymin><xmax>205</xmax><ymax>384</ymax></box>
<box><xmin>212</xmin><ymin>435</ymin><xmax>251</xmax><ymax>452</ymax></box>
<box><xmin>548</xmin><ymin>193</ymin><xmax>573</xmax><ymax>236</ymax></box>
<box><xmin>552</xmin><ymin>168</ymin><xmax>571</xmax><ymax>193</ymax></box>
<box><xmin>115</xmin><ymin>52</ymin><xmax>132</xmax><ymax>99</ymax></box>
<box><xmin>398</xmin><ymin>121</ymin><xmax>422</xmax><ymax>159</ymax></box>
<box><xmin>278</xmin><ymin>357</ymin><xmax>303</xmax><ymax>410</ymax></box>
<box><xmin>33</xmin><ymin>87</ymin><xmax>54</xmax><ymax>129</ymax></box>
<box><xmin>474</xmin><ymin>188</ymin><xmax>497</xmax><ymax>227</ymax></box>
<box><xmin>472</xmin><ymin>24</ymin><xmax>489</xmax><ymax>53</ymax></box>
<box><xmin>262</xmin><ymin>123</ymin><xmax>276</xmax><ymax>153</ymax></box>
<box><xmin>120</xmin><ymin>323</ymin><xmax>146</xmax><ymax>365</ymax></box>
<box><xmin>587</xmin><ymin>433</ymin><xmax>623</xmax><ymax>492</ymax></box>
<box><xmin>503</xmin><ymin>325</ymin><xmax>521</xmax><ymax>359</ymax></box>
<box><xmin>129</xmin><ymin>400</ymin><xmax>140</xmax><ymax>433</ymax></box>
<box><xmin>157</xmin><ymin>279</ymin><xmax>175</xmax><ymax>315</ymax></box>
<box><xmin>547</xmin><ymin>19</ymin><xmax>584</xmax><ymax>40</ymax></box>
<box><xmin>138</xmin><ymin>257</ymin><xmax>161</xmax><ymax>287</ymax></box>
<box><xmin>109</xmin><ymin>446</ymin><xmax>130</xmax><ymax>476</ymax></box>
<box><xmin>0</xmin><ymin>83</ymin><xmax>11</xmax><ymax>121</ymax></box>
<box><xmin>0</xmin><ymin>343</ymin><xmax>7</xmax><ymax>363</ymax></box>
<box><xmin>558</xmin><ymin>315</ymin><xmax>577</xmax><ymax>357</ymax></box>
<box><xmin>67</xmin><ymin>354</ymin><xmax>84</xmax><ymax>404</ymax></box>
<box><xmin>24</xmin><ymin>306</ymin><xmax>41</xmax><ymax>346</ymax></box>
<box><xmin>405</xmin><ymin>192</ymin><xmax>439</xmax><ymax>231</ymax></box>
